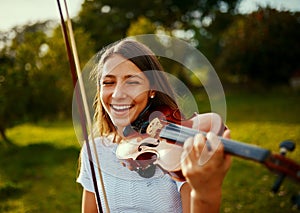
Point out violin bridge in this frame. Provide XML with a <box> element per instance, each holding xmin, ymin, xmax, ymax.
<box><xmin>146</xmin><ymin>118</ymin><xmax>163</xmax><ymax>138</ymax></box>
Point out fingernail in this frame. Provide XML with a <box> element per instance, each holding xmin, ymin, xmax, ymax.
<box><xmin>206</xmin><ymin>139</ymin><xmax>212</xmax><ymax>152</ymax></box>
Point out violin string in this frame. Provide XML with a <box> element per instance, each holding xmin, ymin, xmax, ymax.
<box><xmin>163</xmin><ymin>123</ymin><xmax>275</xmax><ymax>162</ymax></box>
<box><xmin>163</xmin><ymin>126</ymin><xmax>194</xmax><ymax>142</ymax></box>
<box><xmin>161</xmin><ymin>123</ymin><xmax>200</xmax><ymax>144</ymax></box>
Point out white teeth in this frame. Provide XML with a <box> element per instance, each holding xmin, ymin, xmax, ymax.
<box><xmin>111</xmin><ymin>105</ymin><xmax>132</xmax><ymax>111</ymax></box>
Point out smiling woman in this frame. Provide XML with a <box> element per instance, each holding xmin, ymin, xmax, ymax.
<box><xmin>100</xmin><ymin>54</ymin><xmax>151</xmax><ymax>129</ymax></box>
<box><xmin>93</xmin><ymin>39</ymin><xmax>179</xmax><ymax>139</ymax></box>
<box><xmin>75</xmin><ymin>38</ymin><xmax>231</xmax><ymax>213</ymax></box>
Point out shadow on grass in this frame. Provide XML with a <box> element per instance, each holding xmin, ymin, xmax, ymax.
<box><xmin>0</xmin><ymin>182</ymin><xmax>23</xmax><ymax>201</ymax></box>
<box><xmin>225</xmin><ymin>90</ymin><xmax>300</xmax><ymax>124</ymax></box>
<box><xmin>222</xmin><ymin>158</ymin><xmax>300</xmax><ymax>212</ymax></box>
<box><xmin>0</xmin><ymin>141</ymin><xmax>81</xmax><ymax>212</ymax></box>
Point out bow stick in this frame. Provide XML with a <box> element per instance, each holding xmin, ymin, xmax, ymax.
<box><xmin>56</xmin><ymin>0</ymin><xmax>110</xmax><ymax>212</ymax></box>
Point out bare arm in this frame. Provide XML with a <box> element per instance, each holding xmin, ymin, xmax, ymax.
<box><xmin>81</xmin><ymin>189</ymin><xmax>98</xmax><ymax>213</ymax></box>
<box><xmin>180</xmin><ymin>182</ymin><xmax>191</xmax><ymax>213</ymax></box>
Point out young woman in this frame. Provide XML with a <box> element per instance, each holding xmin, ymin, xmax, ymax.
<box><xmin>77</xmin><ymin>38</ymin><xmax>231</xmax><ymax>212</ymax></box>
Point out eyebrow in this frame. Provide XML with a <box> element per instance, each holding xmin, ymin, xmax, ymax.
<box><xmin>102</xmin><ymin>74</ymin><xmax>145</xmax><ymax>80</ymax></box>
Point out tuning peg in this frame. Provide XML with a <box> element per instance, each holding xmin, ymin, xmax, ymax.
<box><xmin>279</xmin><ymin>140</ymin><xmax>295</xmax><ymax>156</ymax></box>
<box><xmin>292</xmin><ymin>194</ymin><xmax>300</xmax><ymax>210</ymax></box>
<box><xmin>271</xmin><ymin>140</ymin><xmax>296</xmax><ymax>193</ymax></box>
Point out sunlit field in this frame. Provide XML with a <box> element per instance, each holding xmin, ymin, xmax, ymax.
<box><xmin>222</xmin><ymin>88</ymin><xmax>300</xmax><ymax>212</ymax></box>
<box><xmin>1</xmin><ymin>88</ymin><xmax>299</xmax><ymax>212</ymax></box>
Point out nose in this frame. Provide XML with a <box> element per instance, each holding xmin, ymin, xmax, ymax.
<box><xmin>112</xmin><ymin>82</ymin><xmax>126</xmax><ymax>99</ymax></box>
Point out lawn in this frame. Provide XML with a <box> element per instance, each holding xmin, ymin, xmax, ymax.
<box><xmin>0</xmin><ymin>88</ymin><xmax>300</xmax><ymax>212</ymax></box>
<box><xmin>222</xmin><ymin>88</ymin><xmax>300</xmax><ymax>212</ymax></box>
<box><xmin>0</xmin><ymin>121</ymin><xmax>81</xmax><ymax>212</ymax></box>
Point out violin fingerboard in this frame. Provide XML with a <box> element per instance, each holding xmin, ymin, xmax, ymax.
<box><xmin>221</xmin><ymin>138</ymin><xmax>271</xmax><ymax>162</ymax></box>
<box><xmin>160</xmin><ymin>123</ymin><xmax>271</xmax><ymax>163</ymax></box>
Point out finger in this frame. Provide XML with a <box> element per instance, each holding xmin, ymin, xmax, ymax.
<box><xmin>224</xmin><ymin>154</ymin><xmax>232</xmax><ymax>171</ymax></box>
<box><xmin>183</xmin><ymin>136</ymin><xmax>193</xmax><ymax>151</ymax></box>
<box><xmin>206</xmin><ymin>132</ymin><xmax>222</xmax><ymax>153</ymax></box>
<box><xmin>198</xmin><ymin>132</ymin><xmax>222</xmax><ymax>166</ymax></box>
<box><xmin>193</xmin><ymin>133</ymin><xmax>206</xmax><ymax>157</ymax></box>
<box><xmin>222</xmin><ymin>129</ymin><xmax>231</xmax><ymax>139</ymax></box>
<box><xmin>181</xmin><ymin>137</ymin><xmax>194</xmax><ymax>162</ymax></box>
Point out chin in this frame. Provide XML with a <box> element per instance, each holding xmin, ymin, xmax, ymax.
<box><xmin>112</xmin><ymin>119</ymin><xmax>132</xmax><ymax>129</ymax></box>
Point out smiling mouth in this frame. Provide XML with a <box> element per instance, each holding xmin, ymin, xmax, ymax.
<box><xmin>110</xmin><ymin>104</ymin><xmax>133</xmax><ymax>112</ymax></box>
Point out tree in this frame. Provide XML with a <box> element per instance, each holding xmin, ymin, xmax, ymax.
<box><xmin>0</xmin><ymin>21</ymin><xmax>95</xmax><ymax>143</ymax></box>
<box><xmin>0</xmin><ymin>22</ymin><xmax>57</xmax><ymax>142</ymax></box>
<box><xmin>75</xmin><ymin>0</ymin><xmax>240</xmax><ymax>51</ymax></box>
<box><xmin>126</xmin><ymin>16</ymin><xmax>156</xmax><ymax>36</ymax></box>
<box><xmin>0</xmin><ymin>48</ymin><xmax>18</xmax><ymax>143</ymax></box>
<box><xmin>42</xmin><ymin>25</ymin><xmax>96</xmax><ymax>116</ymax></box>
<box><xmin>215</xmin><ymin>8</ymin><xmax>300</xmax><ymax>86</ymax></box>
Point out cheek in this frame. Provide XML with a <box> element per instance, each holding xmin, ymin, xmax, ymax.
<box><xmin>134</xmin><ymin>92</ymin><xmax>149</xmax><ymax>111</ymax></box>
<box><xmin>131</xmin><ymin>85</ymin><xmax>150</xmax><ymax>99</ymax></box>
<box><xmin>99</xmin><ymin>90</ymin><xmax>109</xmax><ymax>109</ymax></box>
<box><xmin>100</xmin><ymin>87</ymin><xmax>110</xmax><ymax>101</ymax></box>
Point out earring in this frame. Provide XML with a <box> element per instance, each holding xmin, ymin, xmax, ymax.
<box><xmin>150</xmin><ymin>90</ymin><xmax>155</xmax><ymax>99</ymax></box>
<box><xmin>149</xmin><ymin>90</ymin><xmax>155</xmax><ymax>99</ymax></box>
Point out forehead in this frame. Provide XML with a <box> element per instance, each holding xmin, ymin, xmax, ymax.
<box><xmin>102</xmin><ymin>54</ymin><xmax>144</xmax><ymax>78</ymax></box>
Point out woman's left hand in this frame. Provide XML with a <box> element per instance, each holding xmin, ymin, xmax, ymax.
<box><xmin>180</xmin><ymin>129</ymin><xmax>232</xmax><ymax>210</ymax></box>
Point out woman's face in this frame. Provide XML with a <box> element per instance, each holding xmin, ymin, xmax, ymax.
<box><xmin>100</xmin><ymin>54</ymin><xmax>150</xmax><ymax>131</ymax></box>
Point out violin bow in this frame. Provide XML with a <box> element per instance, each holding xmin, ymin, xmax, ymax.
<box><xmin>56</xmin><ymin>0</ymin><xmax>110</xmax><ymax>212</ymax></box>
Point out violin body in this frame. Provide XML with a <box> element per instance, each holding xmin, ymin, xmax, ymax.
<box><xmin>117</xmin><ymin>105</ymin><xmax>226</xmax><ymax>181</ymax></box>
<box><xmin>116</xmin><ymin>105</ymin><xmax>300</xmax><ymax>184</ymax></box>
<box><xmin>117</xmin><ymin>137</ymin><xmax>185</xmax><ymax>180</ymax></box>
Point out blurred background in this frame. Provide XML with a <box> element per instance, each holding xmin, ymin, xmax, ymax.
<box><xmin>0</xmin><ymin>0</ymin><xmax>300</xmax><ymax>212</ymax></box>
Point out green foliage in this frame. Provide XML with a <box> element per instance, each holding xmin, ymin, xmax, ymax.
<box><xmin>0</xmin><ymin>23</ymin><xmax>53</xmax><ymax>140</ymax></box>
<box><xmin>2</xmin><ymin>1</ymin><xmax>299</xmax><ymax>142</ymax></box>
<box><xmin>43</xmin><ymin>26</ymin><xmax>96</xmax><ymax>115</ymax></box>
<box><xmin>127</xmin><ymin>16</ymin><xmax>156</xmax><ymax>36</ymax></box>
<box><xmin>0</xmin><ymin>22</ymin><xmax>63</xmax><ymax>141</ymax></box>
<box><xmin>214</xmin><ymin>8</ymin><xmax>300</xmax><ymax>85</ymax></box>
<box><xmin>76</xmin><ymin>0</ymin><xmax>240</xmax><ymax>50</ymax></box>
<box><xmin>0</xmin><ymin>21</ymin><xmax>95</xmax><ymax>141</ymax></box>
<box><xmin>76</xmin><ymin>1</ymin><xmax>300</xmax><ymax>88</ymax></box>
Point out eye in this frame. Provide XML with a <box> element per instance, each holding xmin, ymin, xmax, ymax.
<box><xmin>126</xmin><ymin>76</ymin><xmax>143</xmax><ymax>85</ymax></box>
<box><xmin>101</xmin><ymin>80</ymin><xmax>115</xmax><ymax>86</ymax></box>
<box><xmin>127</xmin><ymin>80</ymin><xmax>141</xmax><ymax>85</ymax></box>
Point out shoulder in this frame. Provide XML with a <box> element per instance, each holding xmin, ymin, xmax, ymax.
<box><xmin>80</xmin><ymin>136</ymin><xmax>116</xmax><ymax>163</ymax></box>
<box><xmin>80</xmin><ymin>136</ymin><xmax>114</xmax><ymax>152</ymax></box>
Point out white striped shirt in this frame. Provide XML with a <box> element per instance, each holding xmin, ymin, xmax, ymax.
<box><xmin>77</xmin><ymin>137</ymin><xmax>184</xmax><ymax>213</ymax></box>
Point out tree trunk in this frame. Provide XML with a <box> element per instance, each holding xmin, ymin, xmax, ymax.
<box><xmin>0</xmin><ymin>127</ymin><xmax>12</xmax><ymax>145</ymax></box>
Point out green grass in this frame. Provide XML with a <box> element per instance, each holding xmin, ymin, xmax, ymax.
<box><xmin>0</xmin><ymin>121</ymin><xmax>81</xmax><ymax>212</ymax></box>
<box><xmin>222</xmin><ymin>88</ymin><xmax>300</xmax><ymax>212</ymax></box>
<box><xmin>0</xmin><ymin>89</ymin><xmax>300</xmax><ymax>212</ymax></box>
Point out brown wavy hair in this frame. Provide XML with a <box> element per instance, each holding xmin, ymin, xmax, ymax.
<box><xmin>93</xmin><ymin>38</ymin><xmax>179</xmax><ymax>140</ymax></box>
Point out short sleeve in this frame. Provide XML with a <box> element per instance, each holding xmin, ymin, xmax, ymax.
<box><xmin>175</xmin><ymin>180</ymin><xmax>186</xmax><ymax>192</ymax></box>
<box><xmin>76</xmin><ymin>145</ymin><xmax>95</xmax><ymax>192</ymax></box>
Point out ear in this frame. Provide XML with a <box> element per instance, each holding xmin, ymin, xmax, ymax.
<box><xmin>149</xmin><ymin>90</ymin><xmax>155</xmax><ymax>99</ymax></box>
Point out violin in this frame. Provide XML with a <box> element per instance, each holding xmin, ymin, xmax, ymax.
<box><xmin>116</xmin><ymin>105</ymin><xmax>300</xmax><ymax>187</ymax></box>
